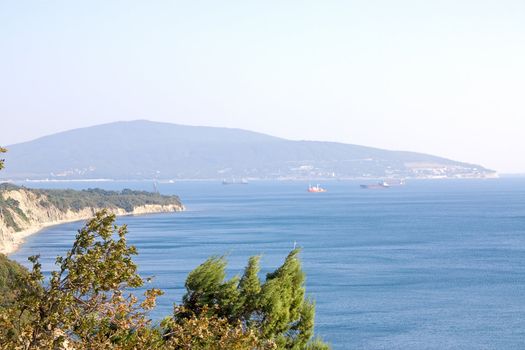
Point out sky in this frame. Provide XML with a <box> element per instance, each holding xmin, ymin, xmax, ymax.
<box><xmin>1</xmin><ymin>1</ymin><xmax>524</xmax><ymax>173</ymax></box>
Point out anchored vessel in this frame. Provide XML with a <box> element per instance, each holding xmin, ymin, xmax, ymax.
<box><xmin>308</xmin><ymin>184</ymin><xmax>327</xmax><ymax>193</ymax></box>
<box><xmin>360</xmin><ymin>181</ymin><xmax>391</xmax><ymax>189</ymax></box>
<box><xmin>222</xmin><ymin>178</ymin><xmax>249</xmax><ymax>185</ymax></box>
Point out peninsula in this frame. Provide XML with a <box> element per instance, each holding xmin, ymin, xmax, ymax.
<box><xmin>0</xmin><ymin>183</ymin><xmax>184</xmax><ymax>255</ymax></box>
<box><xmin>1</xmin><ymin>120</ymin><xmax>497</xmax><ymax>181</ymax></box>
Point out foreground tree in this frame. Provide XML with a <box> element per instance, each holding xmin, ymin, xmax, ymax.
<box><xmin>176</xmin><ymin>250</ymin><xmax>328</xmax><ymax>349</ymax></box>
<box><xmin>0</xmin><ymin>254</ymin><xmax>28</xmax><ymax>308</ymax></box>
<box><xmin>0</xmin><ymin>210</ymin><xmax>164</xmax><ymax>349</ymax></box>
<box><xmin>0</xmin><ymin>209</ymin><xmax>329</xmax><ymax>349</ymax></box>
<box><xmin>161</xmin><ymin>305</ymin><xmax>266</xmax><ymax>350</ymax></box>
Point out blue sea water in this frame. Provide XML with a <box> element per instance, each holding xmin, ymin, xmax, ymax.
<box><xmin>9</xmin><ymin>179</ymin><xmax>525</xmax><ymax>349</ymax></box>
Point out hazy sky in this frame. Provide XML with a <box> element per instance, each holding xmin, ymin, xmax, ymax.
<box><xmin>1</xmin><ymin>1</ymin><xmax>524</xmax><ymax>173</ymax></box>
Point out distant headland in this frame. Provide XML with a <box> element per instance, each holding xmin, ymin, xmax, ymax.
<box><xmin>1</xmin><ymin>120</ymin><xmax>497</xmax><ymax>181</ymax></box>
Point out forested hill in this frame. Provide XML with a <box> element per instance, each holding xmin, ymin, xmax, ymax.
<box><xmin>2</xmin><ymin>120</ymin><xmax>496</xmax><ymax>180</ymax></box>
<box><xmin>0</xmin><ymin>183</ymin><xmax>184</xmax><ymax>254</ymax></box>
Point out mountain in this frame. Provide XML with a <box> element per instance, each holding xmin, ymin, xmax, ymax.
<box><xmin>1</xmin><ymin>120</ymin><xmax>496</xmax><ymax>180</ymax></box>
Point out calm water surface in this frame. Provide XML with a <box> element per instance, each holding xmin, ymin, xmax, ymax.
<box><xmin>10</xmin><ymin>179</ymin><xmax>525</xmax><ymax>349</ymax></box>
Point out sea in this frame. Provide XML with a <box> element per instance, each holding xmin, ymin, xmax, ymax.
<box><xmin>9</xmin><ymin>179</ymin><xmax>525</xmax><ymax>350</ymax></box>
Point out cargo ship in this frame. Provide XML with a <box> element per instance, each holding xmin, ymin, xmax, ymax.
<box><xmin>308</xmin><ymin>184</ymin><xmax>327</xmax><ymax>193</ymax></box>
<box><xmin>360</xmin><ymin>181</ymin><xmax>390</xmax><ymax>189</ymax></box>
<box><xmin>222</xmin><ymin>178</ymin><xmax>248</xmax><ymax>185</ymax></box>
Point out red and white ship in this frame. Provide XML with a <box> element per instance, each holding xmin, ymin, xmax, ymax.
<box><xmin>307</xmin><ymin>184</ymin><xmax>327</xmax><ymax>193</ymax></box>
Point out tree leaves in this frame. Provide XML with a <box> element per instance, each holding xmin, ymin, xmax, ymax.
<box><xmin>0</xmin><ymin>210</ymin><xmax>161</xmax><ymax>349</ymax></box>
<box><xmin>0</xmin><ymin>211</ymin><xmax>330</xmax><ymax>349</ymax></box>
<box><xmin>177</xmin><ymin>248</ymin><xmax>329</xmax><ymax>349</ymax></box>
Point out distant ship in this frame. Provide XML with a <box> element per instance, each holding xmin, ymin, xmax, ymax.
<box><xmin>360</xmin><ymin>181</ymin><xmax>390</xmax><ymax>189</ymax></box>
<box><xmin>308</xmin><ymin>184</ymin><xmax>327</xmax><ymax>193</ymax></box>
<box><xmin>222</xmin><ymin>178</ymin><xmax>248</xmax><ymax>185</ymax></box>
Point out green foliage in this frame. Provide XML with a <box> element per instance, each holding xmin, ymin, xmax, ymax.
<box><xmin>42</xmin><ymin>187</ymin><xmax>181</xmax><ymax>212</ymax></box>
<box><xmin>0</xmin><ymin>210</ymin><xmax>328</xmax><ymax>349</ymax></box>
<box><xmin>162</xmin><ymin>306</ymin><xmax>267</xmax><ymax>350</ymax></box>
<box><xmin>0</xmin><ymin>254</ymin><xmax>29</xmax><ymax>307</ymax></box>
<box><xmin>177</xmin><ymin>249</ymin><xmax>328</xmax><ymax>349</ymax></box>
<box><xmin>305</xmin><ymin>337</ymin><xmax>332</xmax><ymax>350</ymax></box>
<box><xmin>258</xmin><ymin>250</ymin><xmax>315</xmax><ymax>349</ymax></box>
<box><xmin>181</xmin><ymin>256</ymin><xmax>241</xmax><ymax>321</ymax></box>
<box><xmin>238</xmin><ymin>255</ymin><xmax>262</xmax><ymax>321</ymax></box>
<box><xmin>0</xmin><ymin>183</ymin><xmax>182</xmax><ymax>231</ymax></box>
<box><xmin>0</xmin><ymin>183</ymin><xmax>181</xmax><ymax>213</ymax></box>
<box><xmin>0</xmin><ymin>194</ymin><xmax>29</xmax><ymax>231</ymax></box>
<box><xmin>0</xmin><ymin>210</ymin><xmax>162</xmax><ymax>349</ymax></box>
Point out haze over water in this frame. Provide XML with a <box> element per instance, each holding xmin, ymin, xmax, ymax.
<box><xmin>10</xmin><ymin>179</ymin><xmax>525</xmax><ymax>349</ymax></box>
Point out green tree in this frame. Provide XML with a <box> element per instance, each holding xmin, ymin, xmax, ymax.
<box><xmin>177</xmin><ymin>249</ymin><xmax>330</xmax><ymax>349</ymax></box>
<box><xmin>180</xmin><ymin>256</ymin><xmax>241</xmax><ymax>321</ymax></box>
<box><xmin>0</xmin><ymin>210</ymin><xmax>164</xmax><ymax>349</ymax></box>
<box><xmin>0</xmin><ymin>253</ymin><xmax>28</xmax><ymax>308</ymax></box>
<box><xmin>0</xmin><ymin>211</ymin><xmax>280</xmax><ymax>349</ymax></box>
<box><xmin>238</xmin><ymin>255</ymin><xmax>262</xmax><ymax>322</ymax></box>
<box><xmin>305</xmin><ymin>337</ymin><xmax>332</xmax><ymax>350</ymax></box>
<box><xmin>258</xmin><ymin>249</ymin><xmax>315</xmax><ymax>349</ymax></box>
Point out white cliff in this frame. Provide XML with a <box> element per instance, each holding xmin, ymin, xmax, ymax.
<box><xmin>0</xmin><ymin>186</ymin><xmax>184</xmax><ymax>255</ymax></box>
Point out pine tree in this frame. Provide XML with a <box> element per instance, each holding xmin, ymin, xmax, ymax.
<box><xmin>178</xmin><ymin>248</ymin><xmax>330</xmax><ymax>349</ymax></box>
<box><xmin>259</xmin><ymin>249</ymin><xmax>313</xmax><ymax>349</ymax></box>
<box><xmin>238</xmin><ymin>255</ymin><xmax>262</xmax><ymax>321</ymax></box>
<box><xmin>181</xmin><ymin>256</ymin><xmax>240</xmax><ymax>320</ymax></box>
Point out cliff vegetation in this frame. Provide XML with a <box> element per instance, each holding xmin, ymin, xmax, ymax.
<box><xmin>0</xmin><ymin>183</ymin><xmax>184</xmax><ymax>254</ymax></box>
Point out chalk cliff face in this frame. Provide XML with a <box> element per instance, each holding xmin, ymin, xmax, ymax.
<box><xmin>0</xmin><ymin>186</ymin><xmax>184</xmax><ymax>255</ymax></box>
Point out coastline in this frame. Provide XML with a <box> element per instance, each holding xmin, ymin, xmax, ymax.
<box><xmin>1</xmin><ymin>204</ymin><xmax>184</xmax><ymax>256</ymax></box>
<box><xmin>1</xmin><ymin>171</ymin><xmax>500</xmax><ymax>184</ymax></box>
